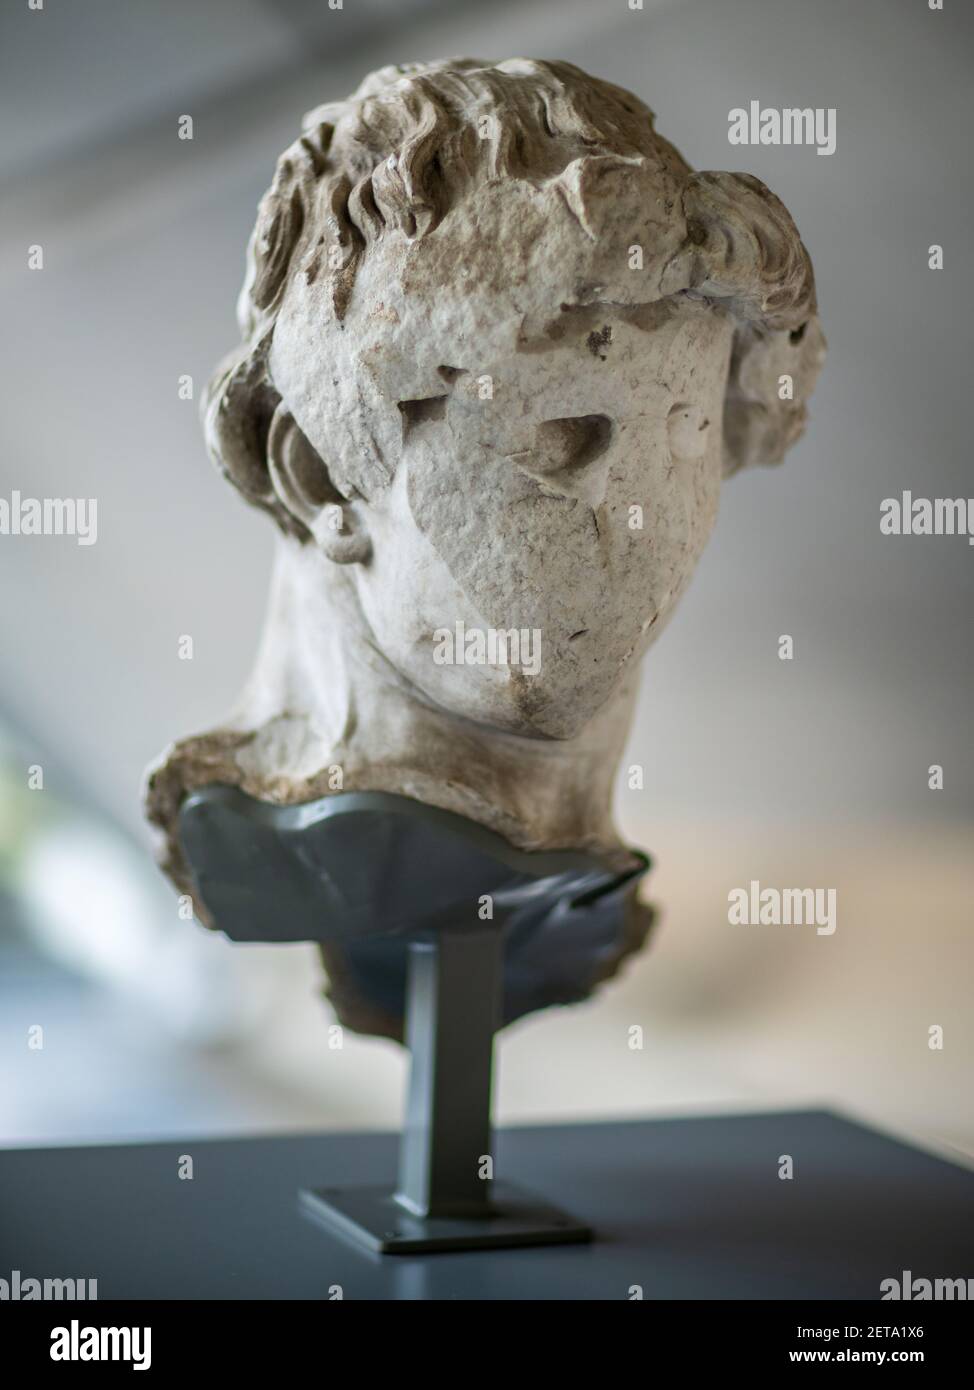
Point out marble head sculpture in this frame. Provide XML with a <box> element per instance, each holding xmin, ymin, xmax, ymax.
<box><xmin>146</xmin><ymin>58</ymin><xmax>824</xmax><ymax>1038</ymax></box>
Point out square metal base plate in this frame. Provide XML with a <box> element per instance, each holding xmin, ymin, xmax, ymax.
<box><xmin>299</xmin><ymin>1181</ymin><xmax>592</xmax><ymax>1254</ymax></box>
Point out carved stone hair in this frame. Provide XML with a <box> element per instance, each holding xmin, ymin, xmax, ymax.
<box><xmin>205</xmin><ymin>58</ymin><xmax>825</xmax><ymax>540</ymax></box>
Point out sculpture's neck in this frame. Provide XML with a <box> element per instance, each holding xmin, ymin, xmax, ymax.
<box><xmin>235</xmin><ymin>541</ymin><xmax>637</xmax><ymax>857</ymax></box>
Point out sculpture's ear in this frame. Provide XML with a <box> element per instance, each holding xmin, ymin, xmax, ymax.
<box><xmin>665</xmin><ymin>171</ymin><xmax>826</xmax><ymax>476</ymax></box>
<box><xmin>266</xmin><ymin>404</ymin><xmax>371</xmax><ymax>562</ymax></box>
<box><xmin>721</xmin><ymin>313</ymin><xmax>827</xmax><ymax>476</ymax></box>
<box><xmin>202</xmin><ymin>343</ymin><xmax>371</xmax><ymax>562</ymax></box>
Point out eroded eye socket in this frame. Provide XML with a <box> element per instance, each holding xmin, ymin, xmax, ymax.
<box><xmin>531</xmin><ymin>414</ymin><xmax>612</xmax><ymax>473</ymax></box>
<box><xmin>398</xmin><ymin>395</ymin><xmax>448</xmax><ymax>440</ymax></box>
<box><xmin>667</xmin><ymin>402</ymin><xmax>711</xmax><ymax>460</ymax></box>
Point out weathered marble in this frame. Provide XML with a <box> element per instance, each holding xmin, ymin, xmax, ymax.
<box><xmin>145</xmin><ymin>58</ymin><xmax>824</xmax><ymax>1037</ymax></box>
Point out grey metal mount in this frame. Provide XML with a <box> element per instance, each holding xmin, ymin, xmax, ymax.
<box><xmin>178</xmin><ymin>784</ymin><xmax>650</xmax><ymax>1253</ymax></box>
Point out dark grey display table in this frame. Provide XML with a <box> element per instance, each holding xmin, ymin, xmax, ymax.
<box><xmin>2</xmin><ymin>1108</ymin><xmax>973</xmax><ymax>1300</ymax></box>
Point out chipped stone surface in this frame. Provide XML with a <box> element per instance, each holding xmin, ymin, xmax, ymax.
<box><xmin>144</xmin><ymin>58</ymin><xmax>824</xmax><ymax>1035</ymax></box>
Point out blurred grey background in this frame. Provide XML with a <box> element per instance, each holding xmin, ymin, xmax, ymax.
<box><xmin>1</xmin><ymin>0</ymin><xmax>971</xmax><ymax>1157</ymax></box>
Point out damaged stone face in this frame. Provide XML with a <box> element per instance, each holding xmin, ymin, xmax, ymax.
<box><xmin>144</xmin><ymin>57</ymin><xmax>825</xmax><ymax>1038</ymax></box>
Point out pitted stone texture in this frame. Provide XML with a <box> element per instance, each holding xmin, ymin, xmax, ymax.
<box><xmin>145</xmin><ymin>58</ymin><xmax>824</xmax><ymax>1037</ymax></box>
